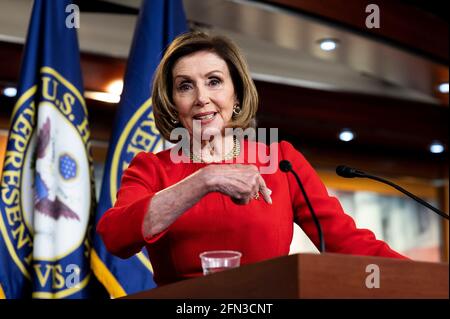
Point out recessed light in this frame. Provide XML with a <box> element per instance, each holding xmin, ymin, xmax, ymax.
<box><xmin>318</xmin><ymin>39</ymin><xmax>338</xmax><ymax>51</ymax></box>
<box><xmin>339</xmin><ymin>129</ymin><xmax>354</xmax><ymax>142</ymax></box>
<box><xmin>85</xmin><ymin>91</ymin><xmax>120</xmax><ymax>103</ymax></box>
<box><xmin>106</xmin><ymin>80</ymin><xmax>124</xmax><ymax>96</ymax></box>
<box><xmin>429</xmin><ymin>141</ymin><xmax>445</xmax><ymax>154</ymax></box>
<box><xmin>3</xmin><ymin>87</ymin><xmax>17</xmax><ymax>97</ymax></box>
<box><xmin>438</xmin><ymin>82</ymin><xmax>449</xmax><ymax>94</ymax></box>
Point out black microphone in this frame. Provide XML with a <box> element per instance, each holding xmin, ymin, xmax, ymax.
<box><xmin>335</xmin><ymin>165</ymin><xmax>365</xmax><ymax>178</ymax></box>
<box><xmin>279</xmin><ymin>160</ymin><xmax>325</xmax><ymax>252</ymax></box>
<box><xmin>336</xmin><ymin>165</ymin><xmax>449</xmax><ymax>220</ymax></box>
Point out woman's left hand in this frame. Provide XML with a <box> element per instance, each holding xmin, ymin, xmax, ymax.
<box><xmin>200</xmin><ymin>164</ymin><xmax>272</xmax><ymax>205</ymax></box>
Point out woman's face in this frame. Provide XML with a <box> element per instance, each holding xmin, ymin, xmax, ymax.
<box><xmin>172</xmin><ymin>50</ymin><xmax>238</xmax><ymax>137</ymax></box>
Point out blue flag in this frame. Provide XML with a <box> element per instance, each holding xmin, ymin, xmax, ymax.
<box><xmin>91</xmin><ymin>0</ymin><xmax>187</xmax><ymax>297</ymax></box>
<box><xmin>0</xmin><ymin>0</ymin><xmax>95</xmax><ymax>298</ymax></box>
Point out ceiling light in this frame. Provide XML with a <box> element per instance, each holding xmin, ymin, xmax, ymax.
<box><xmin>85</xmin><ymin>91</ymin><xmax>120</xmax><ymax>103</ymax></box>
<box><xmin>429</xmin><ymin>141</ymin><xmax>445</xmax><ymax>154</ymax></box>
<box><xmin>338</xmin><ymin>129</ymin><xmax>354</xmax><ymax>142</ymax></box>
<box><xmin>84</xmin><ymin>79</ymin><xmax>124</xmax><ymax>103</ymax></box>
<box><xmin>438</xmin><ymin>82</ymin><xmax>449</xmax><ymax>94</ymax></box>
<box><xmin>318</xmin><ymin>39</ymin><xmax>338</xmax><ymax>51</ymax></box>
<box><xmin>3</xmin><ymin>87</ymin><xmax>17</xmax><ymax>97</ymax></box>
<box><xmin>106</xmin><ymin>79</ymin><xmax>124</xmax><ymax>95</ymax></box>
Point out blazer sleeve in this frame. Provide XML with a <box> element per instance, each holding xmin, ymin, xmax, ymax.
<box><xmin>96</xmin><ymin>152</ymin><xmax>168</xmax><ymax>259</ymax></box>
<box><xmin>279</xmin><ymin>141</ymin><xmax>406</xmax><ymax>259</ymax></box>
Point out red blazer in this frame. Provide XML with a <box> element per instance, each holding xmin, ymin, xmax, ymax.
<box><xmin>97</xmin><ymin>140</ymin><xmax>405</xmax><ymax>286</ymax></box>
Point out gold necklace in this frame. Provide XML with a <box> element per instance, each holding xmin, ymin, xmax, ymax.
<box><xmin>190</xmin><ymin>137</ymin><xmax>240</xmax><ymax>163</ymax></box>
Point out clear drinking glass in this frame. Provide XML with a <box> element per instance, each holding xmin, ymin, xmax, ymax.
<box><xmin>199</xmin><ymin>250</ymin><xmax>242</xmax><ymax>275</ymax></box>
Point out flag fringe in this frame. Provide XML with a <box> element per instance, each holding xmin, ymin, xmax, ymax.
<box><xmin>90</xmin><ymin>249</ymin><xmax>126</xmax><ymax>298</ymax></box>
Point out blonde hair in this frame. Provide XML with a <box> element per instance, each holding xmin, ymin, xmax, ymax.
<box><xmin>152</xmin><ymin>31</ymin><xmax>258</xmax><ymax>141</ymax></box>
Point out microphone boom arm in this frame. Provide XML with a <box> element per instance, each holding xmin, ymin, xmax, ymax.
<box><xmin>364</xmin><ymin>173</ymin><xmax>449</xmax><ymax>220</ymax></box>
<box><xmin>336</xmin><ymin>165</ymin><xmax>449</xmax><ymax>220</ymax></box>
<box><xmin>291</xmin><ymin>169</ymin><xmax>326</xmax><ymax>252</ymax></box>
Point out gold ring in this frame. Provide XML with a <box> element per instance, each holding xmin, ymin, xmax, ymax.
<box><xmin>253</xmin><ymin>192</ymin><xmax>260</xmax><ymax>200</ymax></box>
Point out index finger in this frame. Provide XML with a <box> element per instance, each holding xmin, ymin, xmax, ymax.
<box><xmin>258</xmin><ymin>175</ymin><xmax>272</xmax><ymax>204</ymax></box>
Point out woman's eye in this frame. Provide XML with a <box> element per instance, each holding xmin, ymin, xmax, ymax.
<box><xmin>208</xmin><ymin>78</ymin><xmax>221</xmax><ymax>86</ymax></box>
<box><xmin>178</xmin><ymin>83</ymin><xmax>191</xmax><ymax>91</ymax></box>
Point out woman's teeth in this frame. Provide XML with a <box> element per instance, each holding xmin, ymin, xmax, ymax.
<box><xmin>195</xmin><ymin>113</ymin><xmax>215</xmax><ymax>120</ymax></box>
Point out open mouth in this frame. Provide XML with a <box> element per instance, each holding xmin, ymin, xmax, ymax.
<box><xmin>193</xmin><ymin>112</ymin><xmax>217</xmax><ymax>121</ymax></box>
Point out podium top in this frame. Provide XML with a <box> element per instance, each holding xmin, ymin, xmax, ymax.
<box><xmin>124</xmin><ymin>253</ymin><xmax>449</xmax><ymax>299</ymax></box>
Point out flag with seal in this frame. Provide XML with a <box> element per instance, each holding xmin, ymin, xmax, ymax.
<box><xmin>91</xmin><ymin>0</ymin><xmax>187</xmax><ymax>298</ymax></box>
<box><xmin>0</xmin><ymin>0</ymin><xmax>95</xmax><ymax>298</ymax></box>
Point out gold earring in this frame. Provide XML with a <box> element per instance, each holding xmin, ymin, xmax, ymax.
<box><xmin>170</xmin><ymin>117</ymin><xmax>179</xmax><ymax>124</ymax></box>
<box><xmin>233</xmin><ymin>104</ymin><xmax>241</xmax><ymax>116</ymax></box>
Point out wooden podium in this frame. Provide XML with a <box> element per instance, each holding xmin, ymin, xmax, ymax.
<box><xmin>124</xmin><ymin>253</ymin><xmax>449</xmax><ymax>299</ymax></box>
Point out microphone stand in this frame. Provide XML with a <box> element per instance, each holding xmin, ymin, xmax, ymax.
<box><xmin>280</xmin><ymin>160</ymin><xmax>326</xmax><ymax>252</ymax></box>
<box><xmin>364</xmin><ymin>173</ymin><xmax>449</xmax><ymax>220</ymax></box>
<box><xmin>336</xmin><ymin>165</ymin><xmax>449</xmax><ymax>220</ymax></box>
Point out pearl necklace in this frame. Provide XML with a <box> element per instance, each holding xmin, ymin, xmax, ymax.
<box><xmin>190</xmin><ymin>137</ymin><xmax>240</xmax><ymax>163</ymax></box>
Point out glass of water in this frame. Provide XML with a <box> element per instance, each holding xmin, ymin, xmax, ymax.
<box><xmin>199</xmin><ymin>250</ymin><xmax>242</xmax><ymax>275</ymax></box>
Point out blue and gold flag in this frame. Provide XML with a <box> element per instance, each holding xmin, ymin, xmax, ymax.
<box><xmin>91</xmin><ymin>0</ymin><xmax>187</xmax><ymax>297</ymax></box>
<box><xmin>0</xmin><ymin>0</ymin><xmax>95</xmax><ymax>298</ymax></box>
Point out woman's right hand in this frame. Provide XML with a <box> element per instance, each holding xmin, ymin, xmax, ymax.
<box><xmin>200</xmin><ymin>164</ymin><xmax>272</xmax><ymax>205</ymax></box>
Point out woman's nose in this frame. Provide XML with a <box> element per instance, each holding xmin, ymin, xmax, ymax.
<box><xmin>195</xmin><ymin>86</ymin><xmax>210</xmax><ymax>106</ymax></box>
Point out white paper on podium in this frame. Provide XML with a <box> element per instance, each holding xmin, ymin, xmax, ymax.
<box><xmin>289</xmin><ymin>223</ymin><xmax>320</xmax><ymax>254</ymax></box>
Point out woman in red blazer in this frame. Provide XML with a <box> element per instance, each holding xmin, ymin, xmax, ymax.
<box><xmin>97</xmin><ymin>32</ymin><xmax>405</xmax><ymax>286</ymax></box>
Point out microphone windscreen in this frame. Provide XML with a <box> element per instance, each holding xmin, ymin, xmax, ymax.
<box><xmin>336</xmin><ymin>165</ymin><xmax>354</xmax><ymax>178</ymax></box>
<box><xmin>279</xmin><ymin>160</ymin><xmax>292</xmax><ymax>172</ymax></box>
